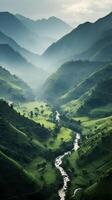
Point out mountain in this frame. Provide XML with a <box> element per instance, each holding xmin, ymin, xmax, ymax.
<box><xmin>16</xmin><ymin>14</ymin><xmax>72</xmax><ymax>40</ymax></box>
<box><xmin>60</xmin><ymin>65</ymin><xmax>112</xmax><ymax>200</ymax></box>
<box><xmin>76</xmin><ymin>78</ymin><xmax>112</xmax><ymax>118</ymax></box>
<box><xmin>41</xmin><ymin>61</ymin><xmax>107</xmax><ymax>103</ymax></box>
<box><xmin>42</xmin><ymin>12</ymin><xmax>112</xmax><ymax>70</ymax></box>
<box><xmin>0</xmin><ymin>100</ymin><xmax>52</xmax><ymax>199</ymax></box>
<box><xmin>74</xmin><ymin>28</ymin><xmax>112</xmax><ymax>62</ymax></box>
<box><xmin>64</xmin><ymin>114</ymin><xmax>112</xmax><ymax>200</ymax></box>
<box><xmin>0</xmin><ymin>11</ymin><xmax>54</xmax><ymax>54</ymax></box>
<box><xmin>60</xmin><ymin>64</ymin><xmax>112</xmax><ymax>105</ymax></box>
<box><xmin>0</xmin><ymin>30</ymin><xmax>40</xmax><ymax>66</ymax></box>
<box><xmin>0</xmin><ymin>66</ymin><xmax>34</xmax><ymax>102</ymax></box>
<box><xmin>63</xmin><ymin>64</ymin><xmax>112</xmax><ymax>118</ymax></box>
<box><xmin>0</xmin><ymin>44</ymin><xmax>47</xmax><ymax>89</ymax></box>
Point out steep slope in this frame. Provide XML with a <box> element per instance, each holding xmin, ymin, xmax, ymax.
<box><xmin>0</xmin><ymin>100</ymin><xmax>63</xmax><ymax>199</ymax></box>
<box><xmin>77</xmin><ymin>78</ymin><xmax>112</xmax><ymax>117</ymax></box>
<box><xmin>0</xmin><ymin>150</ymin><xmax>38</xmax><ymax>200</ymax></box>
<box><xmin>64</xmin><ymin>76</ymin><xmax>112</xmax><ymax>119</ymax></box>
<box><xmin>64</xmin><ymin>116</ymin><xmax>112</xmax><ymax>200</ymax></box>
<box><xmin>0</xmin><ymin>11</ymin><xmax>52</xmax><ymax>54</ymax></box>
<box><xmin>0</xmin><ymin>44</ymin><xmax>47</xmax><ymax>89</ymax></box>
<box><xmin>42</xmin><ymin>12</ymin><xmax>112</xmax><ymax>70</ymax></box>
<box><xmin>0</xmin><ymin>100</ymin><xmax>51</xmax><ymax>199</ymax></box>
<box><xmin>75</xmin><ymin>29</ymin><xmax>112</xmax><ymax>62</ymax></box>
<box><xmin>41</xmin><ymin>61</ymin><xmax>106</xmax><ymax>103</ymax></box>
<box><xmin>0</xmin><ymin>30</ymin><xmax>40</xmax><ymax>66</ymax></box>
<box><xmin>61</xmin><ymin>73</ymin><xmax>112</xmax><ymax>200</ymax></box>
<box><xmin>16</xmin><ymin>14</ymin><xmax>72</xmax><ymax>40</ymax></box>
<box><xmin>0</xmin><ymin>100</ymin><xmax>50</xmax><ymax>142</ymax></box>
<box><xmin>0</xmin><ymin>66</ymin><xmax>34</xmax><ymax>102</ymax></box>
<box><xmin>60</xmin><ymin>64</ymin><xmax>112</xmax><ymax>104</ymax></box>
<box><xmin>84</xmin><ymin>168</ymin><xmax>112</xmax><ymax>200</ymax></box>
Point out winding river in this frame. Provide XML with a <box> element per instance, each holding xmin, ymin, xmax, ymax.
<box><xmin>55</xmin><ymin>111</ymin><xmax>81</xmax><ymax>200</ymax></box>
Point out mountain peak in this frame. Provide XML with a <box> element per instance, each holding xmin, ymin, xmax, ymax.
<box><xmin>48</xmin><ymin>16</ymin><xmax>71</xmax><ymax>27</ymax></box>
<box><xmin>48</xmin><ymin>16</ymin><xmax>60</xmax><ymax>21</ymax></box>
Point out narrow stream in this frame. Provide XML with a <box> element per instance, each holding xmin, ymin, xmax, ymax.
<box><xmin>55</xmin><ymin>111</ymin><xmax>81</xmax><ymax>200</ymax></box>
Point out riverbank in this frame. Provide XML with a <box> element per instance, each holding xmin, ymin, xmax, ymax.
<box><xmin>55</xmin><ymin>133</ymin><xmax>81</xmax><ymax>200</ymax></box>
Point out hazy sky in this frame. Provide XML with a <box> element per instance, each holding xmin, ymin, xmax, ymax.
<box><xmin>0</xmin><ymin>0</ymin><xmax>112</xmax><ymax>26</ymax></box>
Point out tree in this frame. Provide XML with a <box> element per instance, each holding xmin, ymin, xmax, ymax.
<box><xmin>30</xmin><ymin>111</ymin><xmax>33</xmax><ymax>118</ymax></box>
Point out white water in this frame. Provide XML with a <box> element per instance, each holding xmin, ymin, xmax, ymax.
<box><xmin>55</xmin><ymin>133</ymin><xmax>81</xmax><ymax>200</ymax></box>
<box><xmin>56</xmin><ymin>111</ymin><xmax>60</xmax><ymax>123</ymax></box>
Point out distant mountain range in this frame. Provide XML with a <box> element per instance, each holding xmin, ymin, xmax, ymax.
<box><xmin>0</xmin><ymin>11</ymin><xmax>73</xmax><ymax>90</ymax></box>
<box><xmin>16</xmin><ymin>14</ymin><xmax>72</xmax><ymax>41</ymax></box>
<box><xmin>0</xmin><ymin>12</ymin><xmax>72</xmax><ymax>54</ymax></box>
<box><xmin>0</xmin><ymin>43</ymin><xmax>47</xmax><ymax>89</ymax></box>
<box><xmin>41</xmin><ymin>12</ymin><xmax>112</xmax><ymax>106</ymax></box>
<box><xmin>42</xmin><ymin>12</ymin><xmax>112</xmax><ymax>71</ymax></box>
<box><xmin>0</xmin><ymin>30</ymin><xmax>39</xmax><ymax>66</ymax></box>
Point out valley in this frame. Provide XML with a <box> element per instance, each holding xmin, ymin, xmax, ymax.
<box><xmin>0</xmin><ymin>8</ymin><xmax>112</xmax><ymax>200</ymax></box>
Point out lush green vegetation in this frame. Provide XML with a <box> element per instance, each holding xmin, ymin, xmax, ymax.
<box><xmin>62</xmin><ymin>115</ymin><xmax>112</xmax><ymax>200</ymax></box>
<box><xmin>60</xmin><ymin>64</ymin><xmax>112</xmax><ymax>105</ymax></box>
<box><xmin>61</xmin><ymin>73</ymin><xmax>112</xmax><ymax>200</ymax></box>
<box><xmin>0</xmin><ymin>100</ymin><xmax>76</xmax><ymax>199</ymax></box>
<box><xmin>41</xmin><ymin>61</ymin><xmax>106</xmax><ymax>103</ymax></box>
<box><xmin>0</xmin><ymin>100</ymin><xmax>64</xmax><ymax>199</ymax></box>
<box><xmin>15</xmin><ymin>101</ymin><xmax>74</xmax><ymax>153</ymax></box>
<box><xmin>0</xmin><ymin>66</ymin><xmax>34</xmax><ymax>102</ymax></box>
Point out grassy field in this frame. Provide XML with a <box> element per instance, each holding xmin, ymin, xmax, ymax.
<box><xmin>15</xmin><ymin>101</ymin><xmax>55</xmax><ymax>129</ymax></box>
<box><xmin>15</xmin><ymin>101</ymin><xmax>74</xmax><ymax>151</ymax></box>
<box><xmin>44</xmin><ymin>127</ymin><xmax>73</xmax><ymax>151</ymax></box>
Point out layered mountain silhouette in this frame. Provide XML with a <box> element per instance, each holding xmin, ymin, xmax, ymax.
<box><xmin>0</xmin><ymin>12</ymin><xmax>65</xmax><ymax>54</ymax></box>
<box><xmin>42</xmin><ymin>12</ymin><xmax>112</xmax><ymax>71</ymax></box>
<box><xmin>0</xmin><ymin>30</ymin><xmax>39</xmax><ymax>66</ymax></box>
<box><xmin>16</xmin><ymin>14</ymin><xmax>72</xmax><ymax>41</ymax></box>
<box><xmin>0</xmin><ymin>44</ymin><xmax>47</xmax><ymax>89</ymax></box>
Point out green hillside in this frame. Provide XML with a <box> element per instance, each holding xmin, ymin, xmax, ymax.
<box><xmin>63</xmin><ymin>115</ymin><xmax>112</xmax><ymax>200</ymax></box>
<box><xmin>41</xmin><ymin>61</ymin><xmax>106</xmax><ymax>103</ymax></box>
<box><xmin>0</xmin><ymin>66</ymin><xmax>34</xmax><ymax>102</ymax></box>
<box><xmin>60</xmin><ymin>64</ymin><xmax>112</xmax><ymax>105</ymax></box>
<box><xmin>0</xmin><ymin>100</ymin><xmax>75</xmax><ymax>199</ymax></box>
<box><xmin>60</xmin><ymin>64</ymin><xmax>112</xmax><ymax>200</ymax></box>
<box><xmin>76</xmin><ymin>78</ymin><xmax>112</xmax><ymax>118</ymax></box>
<box><xmin>0</xmin><ymin>100</ymin><xmax>60</xmax><ymax>199</ymax></box>
<box><xmin>0</xmin><ymin>150</ymin><xmax>38</xmax><ymax>200</ymax></box>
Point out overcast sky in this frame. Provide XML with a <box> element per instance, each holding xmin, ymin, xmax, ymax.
<box><xmin>0</xmin><ymin>0</ymin><xmax>112</xmax><ymax>26</ymax></box>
